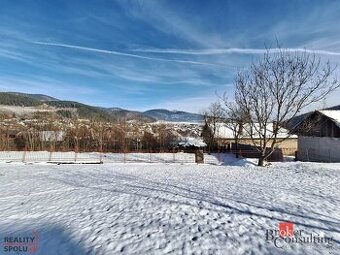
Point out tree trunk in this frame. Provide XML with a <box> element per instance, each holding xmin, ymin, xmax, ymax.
<box><xmin>258</xmin><ymin>156</ymin><xmax>265</xmax><ymax>167</ymax></box>
<box><xmin>235</xmin><ymin>142</ymin><xmax>239</xmax><ymax>158</ymax></box>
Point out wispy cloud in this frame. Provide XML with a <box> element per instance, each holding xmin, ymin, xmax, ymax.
<box><xmin>117</xmin><ymin>0</ymin><xmax>225</xmax><ymax>48</ymax></box>
<box><xmin>131</xmin><ymin>47</ymin><xmax>340</xmax><ymax>56</ymax></box>
<box><xmin>34</xmin><ymin>41</ymin><xmax>225</xmax><ymax>67</ymax></box>
<box><xmin>1</xmin><ymin>0</ymin><xmax>340</xmax><ymax>112</ymax></box>
<box><xmin>0</xmin><ymin>74</ymin><xmax>98</xmax><ymax>96</ymax></box>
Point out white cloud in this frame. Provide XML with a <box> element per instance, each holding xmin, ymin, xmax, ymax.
<box><xmin>34</xmin><ymin>41</ymin><xmax>224</xmax><ymax>67</ymax></box>
<box><xmin>0</xmin><ymin>75</ymin><xmax>98</xmax><ymax>97</ymax></box>
<box><xmin>131</xmin><ymin>47</ymin><xmax>340</xmax><ymax>56</ymax></box>
<box><xmin>117</xmin><ymin>0</ymin><xmax>225</xmax><ymax>48</ymax></box>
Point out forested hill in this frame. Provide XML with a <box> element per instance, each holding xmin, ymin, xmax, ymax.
<box><xmin>0</xmin><ymin>92</ymin><xmax>42</xmax><ymax>106</ymax></box>
<box><xmin>0</xmin><ymin>92</ymin><xmax>203</xmax><ymax>122</ymax></box>
<box><xmin>0</xmin><ymin>92</ymin><xmax>118</xmax><ymax>121</ymax></box>
<box><xmin>0</xmin><ymin>93</ymin><xmax>148</xmax><ymax>121</ymax></box>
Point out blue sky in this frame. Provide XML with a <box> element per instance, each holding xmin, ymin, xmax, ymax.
<box><xmin>1</xmin><ymin>0</ymin><xmax>340</xmax><ymax>113</ymax></box>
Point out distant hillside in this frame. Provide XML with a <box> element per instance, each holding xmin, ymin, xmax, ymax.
<box><xmin>0</xmin><ymin>92</ymin><xmax>203</xmax><ymax>122</ymax></box>
<box><xmin>326</xmin><ymin>105</ymin><xmax>340</xmax><ymax>111</ymax></box>
<box><xmin>0</xmin><ymin>92</ymin><xmax>41</xmax><ymax>106</ymax></box>
<box><xmin>46</xmin><ymin>100</ymin><xmax>116</xmax><ymax>121</ymax></box>
<box><xmin>7</xmin><ymin>92</ymin><xmax>59</xmax><ymax>101</ymax></box>
<box><xmin>143</xmin><ymin>109</ymin><xmax>203</xmax><ymax>122</ymax></box>
<box><xmin>0</xmin><ymin>92</ymin><xmax>115</xmax><ymax>121</ymax></box>
<box><xmin>105</xmin><ymin>108</ymin><xmax>202</xmax><ymax>122</ymax></box>
<box><xmin>103</xmin><ymin>108</ymin><xmax>155</xmax><ymax>122</ymax></box>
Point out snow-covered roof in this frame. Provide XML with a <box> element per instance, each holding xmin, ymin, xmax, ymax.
<box><xmin>215</xmin><ymin>123</ymin><xmax>296</xmax><ymax>139</ymax></box>
<box><xmin>178</xmin><ymin>137</ymin><xmax>206</xmax><ymax>147</ymax></box>
<box><xmin>319</xmin><ymin>110</ymin><xmax>340</xmax><ymax>128</ymax></box>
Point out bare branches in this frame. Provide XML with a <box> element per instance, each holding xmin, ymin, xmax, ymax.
<box><xmin>201</xmin><ymin>102</ymin><xmax>224</xmax><ymax>152</ymax></box>
<box><xmin>229</xmin><ymin>46</ymin><xmax>339</xmax><ymax>166</ymax></box>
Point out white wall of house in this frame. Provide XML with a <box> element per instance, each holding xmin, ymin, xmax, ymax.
<box><xmin>297</xmin><ymin>136</ymin><xmax>340</xmax><ymax>162</ymax></box>
<box><xmin>40</xmin><ymin>131</ymin><xmax>65</xmax><ymax>142</ymax></box>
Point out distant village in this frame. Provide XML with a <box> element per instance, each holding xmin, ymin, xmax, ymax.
<box><xmin>1</xmin><ymin>101</ymin><xmax>340</xmax><ymax>163</ymax></box>
<box><xmin>0</xmin><ymin>107</ymin><xmax>201</xmax><ymax>153</ymax></box>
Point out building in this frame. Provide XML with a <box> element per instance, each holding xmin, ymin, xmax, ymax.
<box><xmin>295</xmin><ymin>110</ymin><xmax>340</xmax><ymax>162</ymax></box>
<box><xmin>40</xmin><ymin>131</ymin><xmax>65</xmax><ymax>142</ymax></box>
<box><xmin>215</xmin><ymin>122</ymin><xmax>298</xmax><ymax>156</ymax></box>
<box><xmin>178</xmin><ymin>137</ymin><xmax>206</xmax><ymax>148</ymax></box>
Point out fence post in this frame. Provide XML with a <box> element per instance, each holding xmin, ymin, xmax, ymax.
<box><xmin>49</xmin><ymin>151</ymin><xmax>52</xmax><ymax>162</ymax></box>
<box><xmin>218</xmin><ymin>148</ymin><xmax>222</xmax><ymax>163</ymax></box>
<box><xmin>306</xmin><ymin>148</ymin><xmax>309</xmax><ymax>161</ymax></box>
<box><xmin>22</xmin><ymin>147</ymin><xmax>27</xmax><ymax>163</ymax></box>
<box><xmin>74</xmin><ymin>151</ymin><xmax>78</xmax><ymax>162</ymax></box>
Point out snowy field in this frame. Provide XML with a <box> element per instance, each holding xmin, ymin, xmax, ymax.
<box><xmin>0</xmin><ymin>155</ymin><xmax>339</xmax><ymax>254</ymax></box>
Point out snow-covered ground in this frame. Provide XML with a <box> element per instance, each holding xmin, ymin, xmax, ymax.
<box><xmin>0</xmin><ymin>154</ymin><xmax>339</xmax><ymax>255</ymax></box>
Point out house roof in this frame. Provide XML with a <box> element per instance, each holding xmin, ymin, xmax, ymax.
<box><xmin>178</xmin><ymin>137</ymin><xmax>206</xmax><ymax>147</ymax></box>
<box><xmin>215</xmin><ymin>123</ymin><xmax>296</xmax><ymax>139</ymax></box>
<box><xmin>318</xmin><ymin>110</ymin><xmax>340</xmax><ymax>128</ymax></box>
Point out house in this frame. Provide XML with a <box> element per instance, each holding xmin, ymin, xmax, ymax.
<box><xmin>174</xmin><ymin>137</ymin><xmax>206</xmax><ymax>161</ymax></box>
<box><xmin>215</xmin><ymin>122</ymin><xmax>298</xmax><ymax>156</ymax></box>
<box><xmin>294</xmin><ymin>110</ymin><xmax>340</xmax><ymax>162</ymax></box>
<box><xmin>178</xmin><ymin>137</ymin><xmax>206</xmax><ymax>148</ymax></box>
<box><xmin>40</xmin><ymin>131</ymin><xmax>65</xmax><ymax>142</ymax></box>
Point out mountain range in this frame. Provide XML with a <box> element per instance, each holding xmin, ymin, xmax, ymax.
<box><xmin>0</xmin><ymin>92</ymin><xmax>203</xmax><ymax>122</ymax></box>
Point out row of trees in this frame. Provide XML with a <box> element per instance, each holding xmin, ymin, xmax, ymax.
<box><xmin>0</xmin><ymin>112</ymin><xmax>180</xmax><ymax>152</ymax></box>
<box><xmin>202</xmin><ymin>47</ymin><xmax>340</xmax><ymax>166</ymax></box>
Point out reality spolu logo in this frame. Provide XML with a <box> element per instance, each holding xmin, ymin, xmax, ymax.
<box><xmin>2</xmin><ymin>230</ymin><xmax>39</xmax><ymax>253</ymax></box>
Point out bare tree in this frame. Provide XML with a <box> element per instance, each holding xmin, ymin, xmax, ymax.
<box><xmin>221</xmin><ymin>97</ymin><xmax>246</xmax><ymax>158</ymax></box>
<box><xmin>0</xmin><ymin>113</ymin><xmax>8</xmax><ymax>150</ymax></box>
<box><xmin>91</xmin><ymin>120</ymin><xmax>106</xmax><ymax>152</ymax></box>
<box><xmin>231</xmin><ymin>47</ymin><xmax>339</xmax><ymax>166</ymax></box>
<box><xmin>201</xmin><ymin>102</ymin><xmax>224</xmax><ymax>152</ymax></box>
<box><xmin>23</xmin><ymin>126</ymin><xmax>39</xmax><ymax>151</ymax></box>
